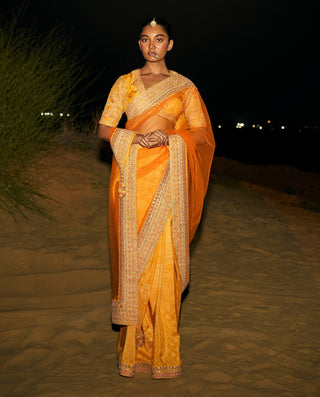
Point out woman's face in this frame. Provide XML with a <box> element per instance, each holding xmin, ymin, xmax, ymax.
<box><xmin>138</xmin><ymin>24</ymin><xmax>173</xmax><ymax>62</ymax></box>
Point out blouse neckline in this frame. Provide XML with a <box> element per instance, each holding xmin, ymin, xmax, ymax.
<box><xmin>136</xmin><ymin>69</ymin><xmax>171</xmax><ymax>92</ymax></box>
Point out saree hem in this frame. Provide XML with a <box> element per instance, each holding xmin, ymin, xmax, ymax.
<box><xmin>118</xmin><ymin>361</ymin><xmax>182</xmax><ymax>379</ymax></box>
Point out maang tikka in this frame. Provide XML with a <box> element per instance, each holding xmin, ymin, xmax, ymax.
<box><xmin>150</xmin><ymin>17</ymin><xmax>157</xmax><ymax>27</ymax></box>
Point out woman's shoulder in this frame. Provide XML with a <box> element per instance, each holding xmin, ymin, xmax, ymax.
<box><xmin>113</xmin><ymin>70</ymin><xmax>136</xmax><ymax>84</ymax></box>
<box><xmin>108</xmin><ymin>71</ymin><xmax>137</xmax><ymax>94</ymax></box>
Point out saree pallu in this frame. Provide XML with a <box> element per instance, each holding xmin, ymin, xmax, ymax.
<box><xmin>106</xmin><ymin>71</ymin><xmax>215</xmax><ymax>378</ymax></box>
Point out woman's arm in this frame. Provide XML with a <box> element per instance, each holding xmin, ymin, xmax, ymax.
<box><xmin>98</xmin><ymin>124</ymin><xmax>112</xmax><ymax>141</ymax></box>
<box><xmin>98</xmin><ymin>123</ymin><xmax>152</xmax><ymax>147</ymax></box>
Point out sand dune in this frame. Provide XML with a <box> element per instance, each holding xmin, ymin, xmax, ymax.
<box><xmin>1</xmin><ymin>146</ymin><xmax>319</xmax><ymax>396</ymax></box>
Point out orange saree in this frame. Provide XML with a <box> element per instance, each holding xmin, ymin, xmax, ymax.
<box><xmin>99</xmin><ymin>69</ymin><xmax>215</xmax><ymax>378</ymax></box>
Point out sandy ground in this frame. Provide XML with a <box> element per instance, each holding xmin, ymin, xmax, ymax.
<box><xmin>0</xmin><ymin>146</ymin><xmax>320</xmax><ymax>397</ymax></box>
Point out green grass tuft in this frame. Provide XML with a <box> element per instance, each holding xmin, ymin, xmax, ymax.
<box><xmin>0</xmin><ymin>11</ymin><xmax>90</xmax><ymax>219</ymax></box>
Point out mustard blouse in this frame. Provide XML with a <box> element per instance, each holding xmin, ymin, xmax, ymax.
<box><xmin>99</xmin><ymin>69</ymin><xmax>207</xmax><ymax>129</ymax></box>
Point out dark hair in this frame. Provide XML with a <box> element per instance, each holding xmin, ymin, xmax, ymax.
<box><xmin>139</xmin><ymin>17</ymin><xmax>173</xmax><ymax>40</ymax></box>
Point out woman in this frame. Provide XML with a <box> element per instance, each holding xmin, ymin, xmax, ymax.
<box><xmin>98</xmin><ymin>17</ymin><xmax>215</xmax><ymax>379</ymax></box>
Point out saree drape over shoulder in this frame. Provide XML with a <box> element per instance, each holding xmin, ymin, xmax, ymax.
<box><xmin>99</xmin><ymin>69</ymin><xmax>215</xmax><ymax>378</ymax></box>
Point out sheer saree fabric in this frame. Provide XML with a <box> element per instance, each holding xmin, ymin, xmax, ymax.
<box><xmin>99</xmin><ymin>69</ymin><xmax>215</xmax><ymax>377</ymax></box>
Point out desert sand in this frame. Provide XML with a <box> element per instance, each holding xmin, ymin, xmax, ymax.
<box><xmin>1</xmin><ymin>145</ymin><xmax>320</xmax><ymax>397</ymax></box>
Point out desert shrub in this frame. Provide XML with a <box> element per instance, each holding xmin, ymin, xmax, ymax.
<box><xmin>0</xmin><ymin>14</ymin><xmax>88</xmax><ymax>218</ymax></box>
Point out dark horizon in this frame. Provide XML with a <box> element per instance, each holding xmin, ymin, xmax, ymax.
<box><xmin>1</xmin><ymin>0</ymin><xmax>319</xmax><ymax>125</ymax></box>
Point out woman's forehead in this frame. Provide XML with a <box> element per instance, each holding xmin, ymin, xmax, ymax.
<box><xmin>140</xmin><ymin>25</ymin><xmax>168</xmax><ymax>38</ymax></box>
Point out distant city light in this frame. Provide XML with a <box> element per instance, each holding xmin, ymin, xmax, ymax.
<box><xmin>218</xmin><ymin>124</ymin><xmax>222</xmax><ymax>129</ymax></box>
<box><xmin>236</xmin><ymin>122</ymin><xmax>245</xmax><ymax>129</ymax></box>
<box><xmin>281</xmin><ymin>126</ymin><xmax>286</xmax><ymax>130</ymax></box>
<box><xmin>267</xmin><ymin>120</ymin><xmax>271</xmax><ymax>124</ymax></box>
<box><xmin>259</xmin><ymin>126</ymin><xmax>263</xmax><ymax>130</ymax></box>
<box><xmin>40</xmin><ymin>112</ymin><xmax>70</xmax><ymax>117</ymax></box>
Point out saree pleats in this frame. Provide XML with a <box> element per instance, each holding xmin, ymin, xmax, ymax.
<box><xmin>117</xmin><ymin>214</ymin><xmax>182</xmax><ymax>379</ymax></box>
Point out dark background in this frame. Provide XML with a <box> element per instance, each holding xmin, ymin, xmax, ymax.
<box><xmin>1</xmin><ymin>0</ymin><xmax>319</xmax><ymax>170</ymax></box>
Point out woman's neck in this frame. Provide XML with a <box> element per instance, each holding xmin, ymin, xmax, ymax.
<box><xmin>140</xmin><ymin>61</ymin><xmax>170</xmax><ymax>76</ymax></box>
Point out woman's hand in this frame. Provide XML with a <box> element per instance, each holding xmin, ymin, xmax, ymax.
<box><xmin>142</xmin><ymin>130</ymin><xmax>169</xmax><ymax>148</ymax></box>
<box><xmin>133</xmin><ymin>130</ymin><xmax>169</xmax><ymax>148</ymax></box>
<box><xmin>132</xmin><ymin>133</ymin><xmax>153</xmax><ymax>148</ymax></box>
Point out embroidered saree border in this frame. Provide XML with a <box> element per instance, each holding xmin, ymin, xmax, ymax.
<box><xmin>137</xmin><ymin>164</ymin><xmax>171</xmax><ymax>279</ymax></box>
<box><xmin>111</xmin><ymin>128</ymin><xmax>139</xmax><ymax>325</ymax></box>
<box><xmin>118</xmin><ymin>361</ymin><xmax>182</xmax><ymax>379</ymax></box>
<box><xmin>111</xmin><ymin>134</ymin><xmax>189</xmax><ymax>325</ymax></box>
<box><xmin>110</xmin><ymin>128</ymin><xmax>136</xmax><ymax>171</ymax></box>
<box><xmin>112</xmin><ymin>155</ymin><xmax>172</xmax><ymax>325</ymax></box>
<box><xmin>169</xmin><ymin>135</ymin><xmax>189</xmax><ymax>291</ymax></box>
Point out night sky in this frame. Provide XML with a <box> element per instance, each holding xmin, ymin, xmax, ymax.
<box><xmin>1</xmin><ymin>0</ymin><xmax>319</xmax><ymax>124</ymax></box>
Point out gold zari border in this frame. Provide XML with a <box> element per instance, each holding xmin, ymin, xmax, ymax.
<box><xmin>118</xmin><ymin>361</ymin><xmax>182</xmax><ymax>379</ymax></box>
<box><xmin>111</xmin><ymin>132</ymin><xmax>189</xmax><ymax>325</ymax></box>
<box><xmin>169</xmin><ymin>134</ymin><xmax>189</xmax><ymax>291</ymax></box>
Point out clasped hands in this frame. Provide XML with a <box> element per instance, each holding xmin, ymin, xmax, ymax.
<box><xmin>133</xmin><ymin>130</ymin><xmax>169</xmax><ymax>149</ymax></box>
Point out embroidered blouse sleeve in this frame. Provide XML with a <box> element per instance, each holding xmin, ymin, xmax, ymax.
<box><xmin>99</xmin><ymin>75</ymin><xmax>127</xmax><ymax>127</ymax></box>
<box><xmin>183</xmin><ymin>86</ymin><xmax>207</xmax><ymax>128</ymax></box>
